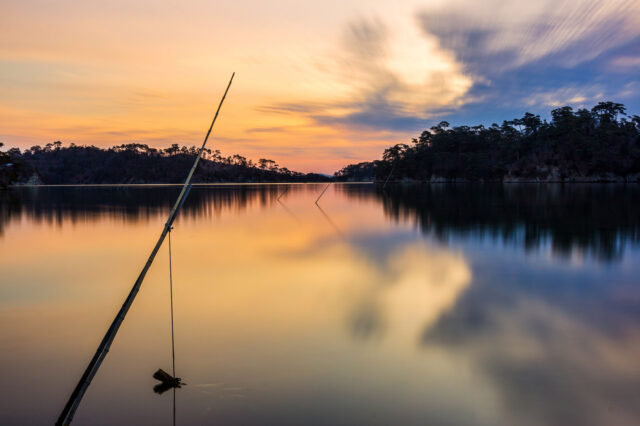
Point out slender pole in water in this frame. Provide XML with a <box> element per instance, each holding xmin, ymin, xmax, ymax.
<box><xmin>315</xmin><ymin>182</ymin><xmax>332</xmax><ymax>204</ymax></box>
<box><xmin>276</xmin><ymin>185</ymin><xmax>290</xmax><ymax>201</ymax></box>
<box><xmin>56</xmin><ymin>73</ymin><xmax>235</xmax><ymax>426</ymax></box>
<box><xmin>382</xmin><ymin>163</ymin><xmax>395</xmax><ymax>189</ymax></box>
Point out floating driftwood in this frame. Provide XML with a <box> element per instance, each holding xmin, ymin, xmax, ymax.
<box><xmin>153</xmin><ymin>368</ymin><xmax>185</xmax><ymax>395</ymax></box>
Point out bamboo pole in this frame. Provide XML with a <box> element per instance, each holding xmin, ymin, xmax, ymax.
<box><xmin>382</xmin><ymin>163</ymin><xmax>395</xmax><ymax>189</ymax></box>
<box><xmin>315</xmin><ymin>182</ymin><xmax>331</xmax><ymax>204</ymax></box>
<box><xmin>56</xmin><ymin>73</ymin><xmax>235</xmax><ymax>426</ymax></box>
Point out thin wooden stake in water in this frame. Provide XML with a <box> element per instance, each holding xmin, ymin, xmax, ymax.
<box><xmin>383</xmin><ymin>163</ymin><xmax>395</xmax><ymax>189</ymax></box>
<box><xmin>56</xmin><ymin>72</ymin><xmax>235</xmax><ymax>426</ymax></box>
<box><xmin>315</xmin><ymin>182</ymin><xmax>331</xmax><ymax>204</ymax></box>
<box><xmin>277</xmin><ymin>185</ymin><xmax>290</xmax><ymax>201</ymax></box>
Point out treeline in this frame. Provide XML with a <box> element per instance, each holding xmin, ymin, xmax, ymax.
<box><xmin>1</xmin><ymin>142</ymin><xmax>329</xmax><ymax>185</ymax></box>
<box><xmin>335</xmin><ymin>102</ymin><xmax>640</xmax><ymax>182</ymax></box>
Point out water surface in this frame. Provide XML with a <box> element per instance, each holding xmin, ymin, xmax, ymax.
<box><xmin>1</xmin><ymin>184</ymin><xmax>640</xmax><ymax>425</ymax></box>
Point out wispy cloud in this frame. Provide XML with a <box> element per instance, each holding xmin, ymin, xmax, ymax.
<box><xmin>258</xmin><ymin>1</ymin><xmax>640</xmax><ymax>135</ymax></box>
<box><xmin>259</xmin><ymin>15</ymin><xmax>472</xmax><ymax>133</ymax></box>
<box><xmin>609</xmin><ymin>55</ymin><xmax>640</xmax><ymax>71</ymax></box>
<box><xmin>524</xmin><ymin>85</ymin><xmax>605</xmax><ymax>109</ymax></box>
<box><xmin>407</xmin><ymin>0</ymin><xmax>640</xmax><ymax>123</ymax></box>
<box><xmin>418</xmin><ymin>0</ymin><xmax>640</xmax><ymax>73</ymax></box>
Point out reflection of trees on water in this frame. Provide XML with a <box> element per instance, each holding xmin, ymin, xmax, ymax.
<box><xmin>0</xmin><ymin>185</ymin><xmax>318</xmax><ymax>235</ymax></box>
<box><xmin>4</xmin><ymin>183</ymin><xmax>640</xmax><ymax>262</ymax></box>
<box><xmin>340</xmin><ymin>184</ymin><xmax>640</xmax><ymax>261</ymax></box>
<box><xmin>338</xmin><ymin>183</ymin><xmax>640</xmax><ymax>425</ymax></box>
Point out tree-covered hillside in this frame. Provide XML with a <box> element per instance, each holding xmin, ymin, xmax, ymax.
<box><xmin>335</xmin><ymin>102</ymin><xmax>640</xmax><ymax>182</ymax></box>
<box><xmin>1</xmin><ymin>142</ymin><xmax>329</xmax><ymax>185</ymax></box>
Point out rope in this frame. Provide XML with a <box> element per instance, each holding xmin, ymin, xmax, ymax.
<box><xmin>168</xmin><ymin>228</ymin><xmax>176</xmax><ymax>426</ymax></box>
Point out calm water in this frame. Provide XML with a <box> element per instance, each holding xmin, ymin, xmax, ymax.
<box><xmin>1</xmin><ymin>184</ymin><xmax>640</xmax><ymax>425</ymax></box>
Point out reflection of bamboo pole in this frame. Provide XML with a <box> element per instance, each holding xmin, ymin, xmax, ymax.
<box><xmin>315</xmin><ymin>201</ymin><xmax>343</xmax><ymax>237</ymax></box>
<box><xmin>315</xmin><ymin>182</ymin><xmax>332</xmax><ymax>204</ymax></box>
<box><xmin>277</xmin><ymin>185</ymin><xmax>290</xmax><ymax>201</ymax></box>
<box><xmin>277</xmin><ymin>198</ymin><xmax>301</xmax><ymax>224</ymax></box>
<box><xmin>56</xmin><ymin>73</ymin><xmax>235</xmax><ymax>426</ymax></box>
<box><xmin>383</xmin><ymin>163</ymin><xmax>395</xmax><ymax>189</ymax></box>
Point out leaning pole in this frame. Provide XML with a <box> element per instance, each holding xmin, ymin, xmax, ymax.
<box><xmin>56</xmin><ymin>73</ymin><xmax>235</xmax><ymax>426</ymax></box>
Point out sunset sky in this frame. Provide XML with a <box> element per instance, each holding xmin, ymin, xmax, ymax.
<box><xmin>1</xmin><ymin>0</ymin><xmax>639</xmax><ymax>173</ymax></box>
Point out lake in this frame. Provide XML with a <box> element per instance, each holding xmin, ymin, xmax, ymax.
<box><xmin>1</xmin><ymin>183</ymin><xmax>640</xmax><ymax>425</ymax></box>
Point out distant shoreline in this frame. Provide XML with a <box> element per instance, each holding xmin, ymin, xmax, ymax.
<box><xmin>369</xmin><ymin>177</ymin><xmax>640</xmax><ymax>184</ymax></box>
<box><xmin>1</xmin><ymin>142</ymin><xmax>332</xmax><ymax>186</ymax></box>
<box><xmin>8</xmin><ymin>180</ymin><xmax>640</xmax><ymax>189</ymax></box>
<box><xmin>6</xmin><ymin>181</ymin><xmax>372</xmax><ymax>188</ymax></box>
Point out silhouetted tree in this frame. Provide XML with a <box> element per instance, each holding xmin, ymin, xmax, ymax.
<box><xmin>336</xmin><ymin>102</ymin><xmax>640</xmax><ymax>182</ymax></box>
<box><xmin>5</xmin><ymin>143</ymin><xmax>329</xmax><ymax>184</ymax></box>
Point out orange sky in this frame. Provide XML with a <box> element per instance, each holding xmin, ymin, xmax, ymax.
<box><xmin>0</xmin><ymin>0</ymin><xmax>474</xmax><ymax>173</ymax></box>
<box><xmin>1</xmin><ymin>0</ymin><xmax>639</xmax><ymax>173</ymax></box>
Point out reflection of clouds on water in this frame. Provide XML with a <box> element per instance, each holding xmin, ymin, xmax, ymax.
<box><xmin>425</xmin><ymin>288</ymin><xmax>640</xmax><ymax>425</ymax></box>
<box><xmin>348</xmin><ymin>243</ymin><xmax>471</xmax><ymax>343</ymax></box>
<box><xmin>350</xmin><ymin>296</ymin><xmax>384</xmax><ymax>339</ymax></box>
<box><xmin>4</xmin><ymin>184</ymin><xmax>640</xmax><ymax>425</ymax></box>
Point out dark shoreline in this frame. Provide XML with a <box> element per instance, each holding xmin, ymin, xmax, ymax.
<box><xmin>10</xmin><ymin>180</ymin><xmax>640</xmax><ymax>187</ymax></box>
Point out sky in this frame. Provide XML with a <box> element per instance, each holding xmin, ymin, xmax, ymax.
<box><xmin>1</xmin><ymin>0</ymin><xmax>639</xmax><ymax>173</ymax></box>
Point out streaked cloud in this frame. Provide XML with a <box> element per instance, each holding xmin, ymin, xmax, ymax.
<box><xmin>258</xmin><ymin>14</ymin><xmax>472</xmax><ymax>132</ymax></box>
<box><xmin>418</xmin><ymin>0</ymin><xmax>640</xmax><ymax>73</ymax></box>
<box><xmin>524</xmin><ymin>85</ymin><xmax>604</xmax><ymax>109</ymax></box>
<box><xmin>610</xmin><ymin>55</ymin><xmax>640</xmax><ymax>71</ymax></box>
<box><xmin>414</xmin><ymin>0</ymin><xmax>640</xmax><ymax>115</ymax></box>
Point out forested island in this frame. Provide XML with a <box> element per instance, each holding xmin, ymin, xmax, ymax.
<box><xmin>0</xmin><ymin>142</ymin><xmax>328</xmax><ymax>186</ymax></box>
<box><xmin>335</xmin><ymin>102</ymin><xmax>640</xmax><ymax>182</ymax></box>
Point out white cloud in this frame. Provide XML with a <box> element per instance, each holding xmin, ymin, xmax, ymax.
<box><xmin>418</xmin><ymin>0</ymin><xmax>640</xmax><ymax>73</ymax></box>
<box><xmin>525</xmin><ymin>85</ymin><xmax>605</xmax><ymax>108</ymax></box>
